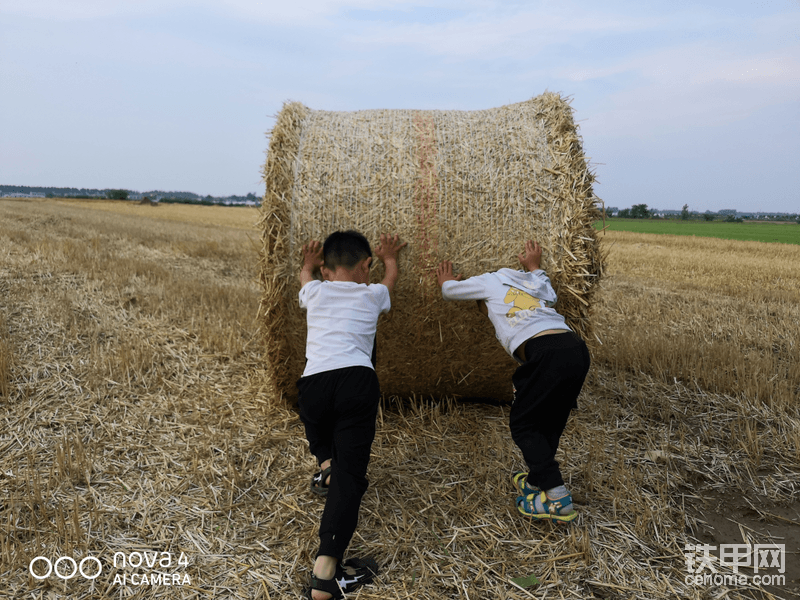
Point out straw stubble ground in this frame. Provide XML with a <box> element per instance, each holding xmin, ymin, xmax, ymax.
<box><xmin>1</xmin><ymin>198</ymin><xmax>798</xmax><ymax>599</ymax></box>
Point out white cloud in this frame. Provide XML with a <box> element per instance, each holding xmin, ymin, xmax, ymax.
<box><xmin>0</xmin><ymin>0</ymin><xmax>484</xmax><ymax>26</ymax></box>
<box><xmin>584</xmin><ymin>40</ymin><xmax>800</xmax><ymax>133</ymax></box>
<box><xmin>691</xmin><ymin>50</ymin><xmax>800</xmax><ymax>85</ymax></box>
<box><xmin>0</xmin><ymin>0</ymin><xmax>184</xmax><ymax>20</ymax></box>
<box><xmin>218</xmin><ymin>0</ymin><xmax>403</xmax><ymax>22</ymax></box>
<box><xmin>344</xmin><ymin>6</ymin><xmax>655</xmax><ymax>59</ymax></box>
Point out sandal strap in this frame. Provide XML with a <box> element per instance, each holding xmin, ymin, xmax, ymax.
<box><xmin>309</xmin><ymin>574</ymin><xmax>343</xmax><ymax>599</ymax></box>
<box><xmin>311</xmin><ymin>465</ymin><xmax>332</xmax><ymax>489</ymax></box>
<box><xmin>334</xmin><ymin>557</ymin><xmax>378</xmax><ymax>593</ymax></box>
<box><xmin>536</xmin><ymin>490</ymin><xmax>572</xmax><ymax>514</ymax></box>
<box><xmin>338</xmin><ymin>557</ymin><xmax>378</xmax><ymax>582</ymax></box>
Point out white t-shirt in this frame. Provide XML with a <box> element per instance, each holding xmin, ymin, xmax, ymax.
<box><xmin>441</xmin><ymin>268</ymin><xmax>571</xmax><ymax>362</ymax></box>
<box><xmin>299</xmin><ymin>280</ymin><xmax>391</xmax><ymax>377</ymax></box>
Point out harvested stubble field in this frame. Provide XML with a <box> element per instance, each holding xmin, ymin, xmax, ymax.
<box><xmin>1</xmin><ymin>197</ymin><xmax>798</xmax><ymax>600</ymax></box>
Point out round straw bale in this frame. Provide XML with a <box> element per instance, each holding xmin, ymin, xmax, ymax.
<box><xmin>259</xmin><ymin>93</ymin><xmax>604</xmax><ymax>402</ymax></box>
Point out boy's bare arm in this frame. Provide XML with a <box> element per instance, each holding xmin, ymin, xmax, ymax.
<box><xmin>518</xmin><ymin>240</ymin><xmax>542</xmax><ymax>272</ymax></box>
<box><xmin>299</xmin><ymin>240</ymin><xmax>324</xmax><ymax>287</ymax></box>
<box><xmin>374</xmin><ymin>233</ymin><xmax>407</xmax><ymax>293</ymax></box>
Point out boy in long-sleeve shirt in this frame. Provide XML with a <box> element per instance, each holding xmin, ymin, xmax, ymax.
<box><xmin>436</xmin><ymin>240</ymin><xmax>590</xmax><ymax>522</ymax></box>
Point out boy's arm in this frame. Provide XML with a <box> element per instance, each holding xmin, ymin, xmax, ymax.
<box><xmin>518</xmin><ymin>240</ymin><xmax>560</xmax><ymax>301</ymax></box>
<box><xmin>518</xmin><ymin>239</ymin><xmax>543</xmax><ymax>272</ymax></box>
<box><xmin>436</xmin><ymin>260</ymin><xmax>462</xmax><ymax>288</ymax></box>
<box><xmin>436</xmin><ymin>261</ymin><xmax>487</xmax><ymax>300</ymax></box>
<box><xmin>299</xmin><ymin>240</ymin><xmax>324</xmax><ymax>287</ymax></box>
<box><xmin>374</xmin><ymin>233</ymin><xmax>407</xmax><ymax>293</ymax></box>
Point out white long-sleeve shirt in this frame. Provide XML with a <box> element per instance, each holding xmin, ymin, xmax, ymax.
<box><xmin>441</xmin><ymin>268</ymin><xmax>571</xmax><ymax>362</ymax></box>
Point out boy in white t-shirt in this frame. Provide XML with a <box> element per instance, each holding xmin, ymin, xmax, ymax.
<box><xmin>298</xmin><ymin>230</ymin><xmax>406</xmax><ymax>600</ymax></box>
<box><xmin>436</xmin><ymin>240</ymin><xmax>590</xmax><ymax>523</ymax></box>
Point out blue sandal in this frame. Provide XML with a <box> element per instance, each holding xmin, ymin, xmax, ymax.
<box><xmin>512</xmin><ymin>472</ymin><xmax>540</xmax><ymax>496</ymax></box>
<box><xmin>516</xmin><ymin>490</ymin><xmax>577</xmax><ymax>523</ymax></box>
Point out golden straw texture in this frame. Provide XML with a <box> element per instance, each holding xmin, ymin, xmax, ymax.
<box><xmin>260</xmin><ymin>93</ymin><xmax>603</xmax><ymax>401</ymax></box>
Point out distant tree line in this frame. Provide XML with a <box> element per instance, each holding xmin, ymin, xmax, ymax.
<box><xmin>161</xmin><ymin>197</ymin><xmax>228</xmax><ymax>206</ymax></box>
<box><xmin>159</xmin><ymin>193</ymin><xmax>258</xmax><ymax>206</ymax></box>
<box><xmin>605</xmin><ymin>203</ymin><xmax>799</xmax><ymax>223</ymax></box>
<box><xmin>615</xmin><ymin>204</ymin><xmax>654</xmax><ymax>219</ymax></box>
<box><xmin>1</xmin><ymin>185</ymin><xmax>259</xmax><ymax>205</ymax></box>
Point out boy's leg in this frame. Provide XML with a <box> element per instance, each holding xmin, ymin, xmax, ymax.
<box><xmin>298</xmin><ymin>373</ymin><xmax>335</xmax><ymax>468</ymax></box>
<box><xmin>317</xmin><ymin>367</ymin><xmax>380</xmax><ymax>561</ymax></box>
<box><xmin>510</xmin><ymin>333</ymin><xmax>590</xmax><ymax>490</ymax></box>
<box><xmin>511</xmin><ymin>403</ymin><xmax>572</xmax><ymax>490</ymax></box>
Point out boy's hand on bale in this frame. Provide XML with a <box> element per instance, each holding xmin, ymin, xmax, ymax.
<box><xmin>375</xmin><ymin>233</ymin><xmax>407</xmax><ymax>263</ymax></box>
<box><xmin>436</xmin><ymin>261</ymin><xmax>462</xmax><ymax>287</ymax></box>
<box><xmin>376</xmin><ymin>234</ymin><xmax>407</xmax><ymax>293</ymax></box>
<box><xmin>302</xmin><ymin>240</ymin><xmax>324</xmax><ymax>270</ymax></box>
<box><xmin>518</xmin><ymin>240</ymin><xmax>542</xmax><ymax>272</ymax></box>
<box><xmin>300</xmin><ymin>240</ymin><xmax>324</xmax><ymax>286</ymax></box>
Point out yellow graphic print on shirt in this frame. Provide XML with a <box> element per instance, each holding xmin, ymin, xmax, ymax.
<box><xmin>504</xmin><ymin>286</ymin><xmax>542</xmax><ymax>317</ymax></box>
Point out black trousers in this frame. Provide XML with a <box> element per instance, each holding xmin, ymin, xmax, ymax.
<box><xmin>297</xmin><ymin>366</ymin><xmax>380</xmax><ymax>561</ymax></box>
<box><xmin>510</xmin><ymin>331</ymin><xmax>590</xmax><ymax>491</ymax></box>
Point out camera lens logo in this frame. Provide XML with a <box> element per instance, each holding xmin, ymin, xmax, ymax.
<box><xmin>29</xmin><ymin>556</ymin><xmax>102</xmax><ymax>580</ymax></box>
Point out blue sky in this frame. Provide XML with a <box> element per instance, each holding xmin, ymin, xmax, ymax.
<box><xmin>1</xmin><ymin>1</ymin><xmax>798</xmax><ymax>212</ymax></box>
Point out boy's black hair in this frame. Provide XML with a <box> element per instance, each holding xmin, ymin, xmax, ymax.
<box><xmin>323</xmin><ymin>230</ymin><xmax>372</xmax><ymax>270</ymax></box>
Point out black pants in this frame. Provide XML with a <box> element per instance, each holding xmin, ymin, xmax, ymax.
<box><xmin>510</xmin><ymin>331</ymin><xmax>590</xmax><ymax>491</ymax></box>
<box><xmin>297</xmin><ymin>366</ymin><xmax>380</xmax><ymax>561</ymax></box>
